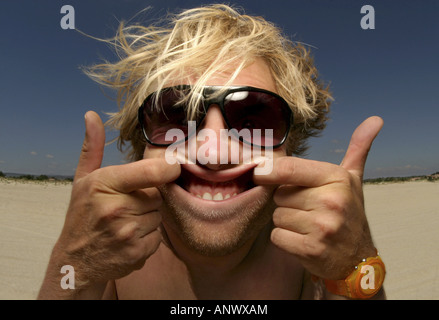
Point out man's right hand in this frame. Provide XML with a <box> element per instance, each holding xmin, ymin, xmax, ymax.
<box><xmin>38</xmin><ymin>111</ymin><xmax>180</xmax><ymax>299</ymax></box>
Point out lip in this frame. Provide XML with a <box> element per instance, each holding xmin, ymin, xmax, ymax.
<box><xmin>180</xmin><ymin>162</ymin><xmax>258</xmax><ymax>183</ymax></box>
<box><xmin>168</xmin><ymin>163</ymin><xmax>265</xmax><ymax>221</ymax></box>
<box><xmin>168</xmin><ymin>181</ymin><xmax>266</xmax><ymax>221</ymax></box>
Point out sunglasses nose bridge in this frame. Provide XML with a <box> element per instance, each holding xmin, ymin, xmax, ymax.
<box><xmin>198</xmin><ymin>103</ymin><xmax>227</xmax><ymax>131</ymax></box>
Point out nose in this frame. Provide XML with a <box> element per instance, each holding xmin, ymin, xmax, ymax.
<box><xmin>199</xmin><ymin>104</ymin><xmax>226</xmax><ymax>134</ymax></box>
<box><xmin>196</xmin><ymin>105</ymin><xmax>234</xmax><ymax>170</ymax></box>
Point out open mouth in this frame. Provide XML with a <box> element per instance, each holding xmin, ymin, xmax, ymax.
<box><xmin>175</xmin><ymin>165</ymin><xmax>257</xmax><ymax>201</ymax></box>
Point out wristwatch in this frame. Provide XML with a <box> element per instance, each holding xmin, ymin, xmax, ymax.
<box><xmin>324</xmin><ymin>254</ymin><xmax>386</xmax><ymax>299</ymax></box>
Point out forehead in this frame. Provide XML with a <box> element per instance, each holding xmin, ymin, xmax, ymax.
<box><xmin>189</xmin><ymin>58</ymin><xmax>278</xmax><ymax>94</ymax></box>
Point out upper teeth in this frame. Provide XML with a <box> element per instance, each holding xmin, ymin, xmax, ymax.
<box><xmin>195</xmin><ymin>192</ymin><xmax>238</xmax><ymax>201</ymax></box>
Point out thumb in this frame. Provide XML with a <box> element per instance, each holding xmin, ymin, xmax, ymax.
<box><xmin>340</xmin><ymin>116</ymin><xmax>383</xmax><ymax>179</ymax></box>
<box><xmin>74</xmin><ymin>111</ymin><xmax>105</xmax><ymax>180</ymax></box>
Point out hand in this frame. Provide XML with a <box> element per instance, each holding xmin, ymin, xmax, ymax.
<box><xmin>254</xmin><ymin>116</ymin><xmax>384</xmax><ymax>280</ymax></box>
<box><xmin>54</xmin><ymin>111</ymin><xmax>180</xmax><ymax>288</ymax></box>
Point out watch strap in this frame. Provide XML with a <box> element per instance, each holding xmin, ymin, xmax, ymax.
<box><xmin>324</xmin><ymin>254</ymin><xmax>386</xmax><ymax>299</ymax></box>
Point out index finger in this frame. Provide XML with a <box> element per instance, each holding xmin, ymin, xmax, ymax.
<box><xmin>101</xmin><ymin>158</ymin><xmax>181</xmax><ymax>194</ymax></box>
<box><xmin>253</xmin><ymin>156</ymin><xmax>346</xmax><ymax>188</ymax></box>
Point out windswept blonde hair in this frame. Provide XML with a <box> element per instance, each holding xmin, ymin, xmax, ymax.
<box><xmin>84</xmin><ymin>4</ymin><xmax>332</xmax><ymax>160</ymax></box>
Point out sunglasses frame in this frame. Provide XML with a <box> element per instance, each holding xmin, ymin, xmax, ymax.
<box><xmin>138</xmin><ymin>85</ymin><xmax>293</xmax><ymax>148</ymax></box>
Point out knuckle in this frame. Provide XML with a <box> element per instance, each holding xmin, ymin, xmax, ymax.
<box><xmin>315</xmin><ymin>217</ymin><xmax>340</xmax><ymax>238</ymax></box>
<box><xmin>272</xmin><ymin>208</ymin><xmax>281</xmax><ymax>226</ymax></box>
<box><xmin>332</xmin><ymin>167</ymin><xmax>352</xmax><ymax>185</ymax></box>
<box><xmin>273</xmin><ymin>185</ymin><xmax>291</xmax><ymax>204</ymax></box>
<box><xmin>320</xmin><ymin>192</ymin><xmax>347</xmax><ymax>214</ymax></box>
<box><xmin>272</xmin><ymin>208</ymin><xmax>287</xmax><ymax>227</ymax></box>
<box><xmin>302</xmin><ymin>236</ymin><xmax>326</xmax><ymax>258</ymax></box>
<box><xmin>115</xmin><ymin>221</ymin><xmax>138</xmax><ymax>242</ymax></box>
<box><xmin>270</xmin><ymin>227</ymin><xmax>284</xmax><ymax>245</ymax></box>
<box><xmin>85</xmin><ymin>171</ymin><xmax>107</xmax><ymax>193</ymax></box>
<box><xmin>122</xmin><ymin>247</ymin><xmax>145</xmax><ymax>269</ymax></box>
<box><xmin>129</xmin><ymin>231</ymin><xmax>162</xmax><ymax>270</ymax></box>
<box><xmin>96</xmin><ymin>204</ymin><xmax>124</xmax><ymax>225</ymax></box>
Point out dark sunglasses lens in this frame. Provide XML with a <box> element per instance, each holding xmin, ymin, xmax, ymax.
<box><xmin>142</xmin><ymin>90</ymin><xmax>189</xmax><ymax>145</ymax></box>
<box><xmin>223</xmin><ymin>91</ymin><xmax>290</xmax><ymax>146</ymax></box>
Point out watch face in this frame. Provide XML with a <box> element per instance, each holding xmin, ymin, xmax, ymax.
<box><xmin>356</xmin><ymin>259</ymin><xmax>386</xmax><ymax>298</ymax></box>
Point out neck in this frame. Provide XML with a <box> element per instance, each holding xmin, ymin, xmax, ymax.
<box><xmin>162</xmin><ymin>221</ymin><xmax>272</xmax><ymax>290</ymax></box>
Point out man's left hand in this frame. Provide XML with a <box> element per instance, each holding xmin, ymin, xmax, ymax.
<box><xmin>254</xmin><ymin>116</ymin><xmax>384</xmax><ymax>280</ymax></box>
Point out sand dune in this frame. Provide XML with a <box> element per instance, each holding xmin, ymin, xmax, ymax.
<box><xmin>363</xmin><ymin>181</ymin><xmax>439</xmax><ymax>299</ymax></box>
<box><xmin>0</xmin><ymin>179</ymin><xmax>71</xmax><ymax>299</ymax></box>
<box><xmin>0</xmin><ymin>179</ymin><xmax>438</xmax><ymax>299</ymax></box>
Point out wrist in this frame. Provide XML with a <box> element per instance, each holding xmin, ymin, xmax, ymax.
<box><xmin>39</xmin><ymin>241</ymin><xmax>105</xmax><ymax>299</ymax></box>
<box><xmin>321</xmin><ymin>250</ymin><xmax>386</xmax><ymax>299</ymax></box>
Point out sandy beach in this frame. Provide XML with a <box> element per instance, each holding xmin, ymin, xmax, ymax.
<box><xmin>0</xmin><ymin>178</ymin><xmax>438</xmax><ymax>300</ymax></box>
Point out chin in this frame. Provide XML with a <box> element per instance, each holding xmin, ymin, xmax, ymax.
<box><xmin>158</xmin><ymin>163</ymin><xmax>276</xmax><ymax>256</ymax></box>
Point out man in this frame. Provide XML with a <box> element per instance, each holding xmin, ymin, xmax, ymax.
<box><xmin>38</xmin><ymin>4</ymin><xmax>385</xmax><ymax>299</ymax></box>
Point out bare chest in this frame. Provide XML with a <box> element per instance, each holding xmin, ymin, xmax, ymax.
<box><xmin>114</xmin><ymin>246</ymin><xmax>305</xmax><ymax>300</ymax></box>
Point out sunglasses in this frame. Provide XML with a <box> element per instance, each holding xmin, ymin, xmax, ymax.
<box><xmin>138</xmin><ymin>85</ymin><xmax>293</xmax><ymax>148</ymax></box>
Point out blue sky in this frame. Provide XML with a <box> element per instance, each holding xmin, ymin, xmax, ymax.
<box><xmin>0</xmin><ymin>0</ymin><xmax>438</xmax><ymax>179</ymax></box>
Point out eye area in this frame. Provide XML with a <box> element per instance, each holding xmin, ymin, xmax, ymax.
<box><xmin>139</xmin><ymin>86</ymin><xmax>292</xmax><ymax>147</ymax></box>
<box><xmin>240</xmin><ymin>119</ymin><xmax>257</xmax><ymax>130</ymax></box>
<box><xmin>223</xmin><ymin>91</ymin><xmax>290</xmax><ymax>146</ymax></box>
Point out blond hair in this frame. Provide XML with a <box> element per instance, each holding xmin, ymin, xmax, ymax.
<box><xmin>84</xmin><ymin>4</ymin><xmax>332</xmax><ymax>160</ymax></box>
